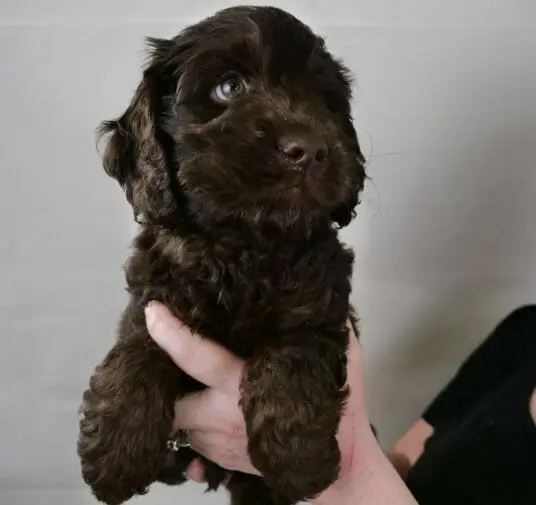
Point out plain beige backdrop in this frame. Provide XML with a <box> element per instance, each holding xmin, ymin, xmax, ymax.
<box><xmin>1</xmin><ymin>1</ymin><xmax>535</xmax><ymax>504</ymax></box>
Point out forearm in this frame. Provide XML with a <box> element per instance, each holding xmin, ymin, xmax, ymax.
<box><xmin>389</xmin><ymin>419</ymin><xmax>434</xmax><ymax>479</ymax></box>
<box><xmin>313</xmin><ymin>442</ymin><xmax>419</xmax><ymax>505</ymax></box>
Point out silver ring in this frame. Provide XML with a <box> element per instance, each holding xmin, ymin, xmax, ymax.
<box><xmin>167</xmin><ymin>429</ymin><xmax>190</xmax><ymax>451</ymax></box>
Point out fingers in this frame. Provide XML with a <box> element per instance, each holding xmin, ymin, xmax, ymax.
<box><xmin>187</xmin><ymin>430</ymin><xmax>260</xmax><ymax>476</ymax></box>
<box><xmin>173</xmin><ymin>391</ymin><xmax>212</xmax><ymax>431</ymax></box>
<box><xmin>145</xmin><ymin>301</ymin><xmax>244</xmax><ymax>392</ymax></box>
<box><xmin>172</xmin><ymin>389</ymin><xmax>233</xmax><ymax>432</ymax></box>
<box><xmin>185</xmin><ymin>459</ymin><xmax>234</xmax><ymax>485</ymax></box>
<box><xmin>185</xmin><ymin>458</ymin><xmax>206</xmax><ymax>483</ymax></box>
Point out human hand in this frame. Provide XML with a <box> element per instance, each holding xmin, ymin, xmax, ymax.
<box><xmin>144</xmin><ymin>301</ymin><xmax>382</xmax><ymax>504</ymax></box>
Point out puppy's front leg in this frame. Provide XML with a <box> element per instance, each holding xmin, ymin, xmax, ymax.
<box><xmin>240</xmin><ymin>328</ymin><xmax>350</xmax><ymax>502</ymax></box>
<box><xmin>77</xmin><ymin>305</ymin><xmax>179</xmax><ymax>505</ymax></box>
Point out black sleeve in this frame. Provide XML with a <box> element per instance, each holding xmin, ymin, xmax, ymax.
<box><xmin>422</xmin><ymin>305</ymin><xmax>536</xmax><ymax>426</ymax></box>
<box><xmin>408</xmin><ymin>359</ymin><xmax>536</xmax><ymax>505</ymax></box>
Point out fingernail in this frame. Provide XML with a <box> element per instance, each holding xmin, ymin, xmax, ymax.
<box><xmin>144</xmin><ymin>301</ymin><xmax>159</xmax><ymax>328</ymax></box>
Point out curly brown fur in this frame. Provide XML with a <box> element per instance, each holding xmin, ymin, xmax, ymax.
<box><xmin>77</xmin><ymin>5</ymin><xmax>367</xmax><ymax>505</ymax></box>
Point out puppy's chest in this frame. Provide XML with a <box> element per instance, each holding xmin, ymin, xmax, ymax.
<box><xmin>162</xmin><ymin>244</ymin><xmax>353</xmax><ymax>355</ymax></box>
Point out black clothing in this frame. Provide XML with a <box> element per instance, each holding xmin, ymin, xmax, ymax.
<box><xmin>406</xmin><ymin>305</ymin><xmax>536</xmax><ymax>505</ymax></box>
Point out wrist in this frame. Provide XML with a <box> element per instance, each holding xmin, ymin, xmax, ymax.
<box><xmin>312</xmin><ymin>437</ymin><xmax>418</xmax><ymax>505</ymax></box>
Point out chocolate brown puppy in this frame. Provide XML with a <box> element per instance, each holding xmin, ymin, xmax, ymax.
<box><xmin>77</xmin><ymin>5</ymin><xmax>367</xmax><ymax>505</ymax></box>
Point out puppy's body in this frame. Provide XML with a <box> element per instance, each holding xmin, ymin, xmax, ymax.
<box><xmin>78</xmin><ymin>6</ymin><xmax>366</xmax><ymax>505</ymax></box>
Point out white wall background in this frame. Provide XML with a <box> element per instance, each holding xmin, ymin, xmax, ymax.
<box><xmin>1</xmin><ymin>1</ymin><xmax>535</xmax><ymax>504</ymax></box>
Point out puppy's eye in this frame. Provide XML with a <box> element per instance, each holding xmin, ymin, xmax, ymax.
<box><xmin>211</xmin><ymin>76</ymin><xmax>247</xmax><ymax>104</ymax></box>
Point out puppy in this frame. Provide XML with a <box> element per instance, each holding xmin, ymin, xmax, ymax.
<box><xmin>77</xmin><ymin>5</ymin><xmax>367</xmax><ymax>505</ymax></box>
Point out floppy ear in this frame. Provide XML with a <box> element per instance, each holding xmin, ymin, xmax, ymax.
<box><xmin>330</xmin><ymin>116</ymin><xmax>367</xmax><ymax>228</ymax></box>
<box><xmin>97</xmin><ymin>45</ymin><xmax>177</xmax><ymax>223</ymax></box>
<box><xmin>319</xmin><ymin>54</ymin><xmax>367</xmax><ymax>228</ymax></box>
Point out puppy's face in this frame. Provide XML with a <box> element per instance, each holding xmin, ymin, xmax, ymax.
<box><xmin>100</xmin><ymin>6</ymin><xmax>366</xmax><ymax>230</ymax></box>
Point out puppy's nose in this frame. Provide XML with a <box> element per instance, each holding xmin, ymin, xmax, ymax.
<box><xmin>277</xmin><ymin>134</ymin><xmax>329</xmax><ymax>169</ymax></box>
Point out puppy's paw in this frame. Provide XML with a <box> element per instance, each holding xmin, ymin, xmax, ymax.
<box><xmin>77</xmin><ymin>371</ymin><xmax>173</xmax><ymax>505</ymax></box>
<box><xmin>247</xmin><ymin>425</ymin><xmax>340</xmax><ymax>501</ymax></box>
<box><xmin>240</xmin><ymin>344</ymin><xmax>348</xmax><ymax>502</ymax></box>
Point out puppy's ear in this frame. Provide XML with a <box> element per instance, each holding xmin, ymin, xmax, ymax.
<box><xmin>97</xmin><ymin>42</ymin><xmax>177</xmax><ymax>222</ymax></box>
<box><xmin>330</xmin><ymin>117</ymin><xmax>367</xmax><ymax>228</ymax></box>
<box><xmin>320</xmin><ymin>55</ymin><xmax>367</xmax><ymax>228</ymax></box>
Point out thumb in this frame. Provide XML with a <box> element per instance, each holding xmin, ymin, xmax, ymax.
<box><xmin>144</xmin><ymin>301</ymin><xmax>244</xmax><ymax>392</ymax></box>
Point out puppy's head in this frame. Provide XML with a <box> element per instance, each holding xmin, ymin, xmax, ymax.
<box><xmin>99</xmin><ymin>6</ymin><xmax>366</xmax><ymax>230</ymax></box>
